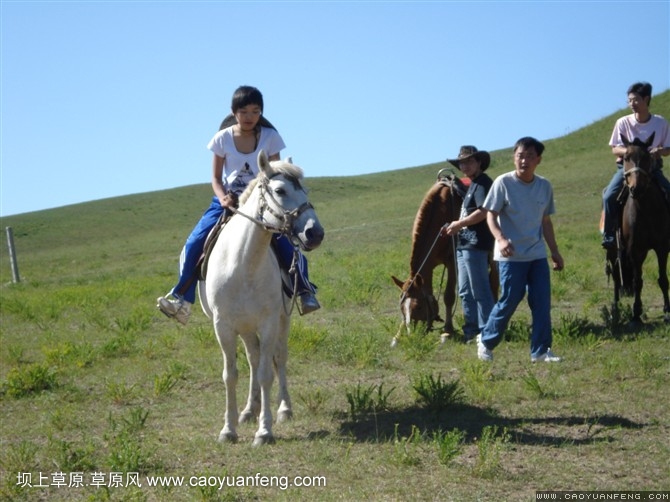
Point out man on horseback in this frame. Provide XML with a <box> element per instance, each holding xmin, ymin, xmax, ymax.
<box><xmin>157</xmin><ymin>86</ymin><xmax>320</xmax><ymax>325</ymax></box>
<box><xmin>442</xmin><ymin>146</ymin><xmax>495</xmax><ymax>343</ymax></box>
<box><xmin>602</xmin><ymin>82</ymin><xmax>670</xmax><ymax>249</ymax></box>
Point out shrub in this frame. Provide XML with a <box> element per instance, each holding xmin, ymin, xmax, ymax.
<box><xmin>3</xmin><ymin>363</ymin><xmax>58</xmax><ymax>398</ymax></box>
<box><xmin>412</xmin><ymin>373</ymin><xmax>464</xmax><ymax>411</ymax></box>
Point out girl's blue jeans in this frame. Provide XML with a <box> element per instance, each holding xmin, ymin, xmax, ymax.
<box><xmin>479</xmin><ymin>259</ymin><xmax>552</xmax><ymax>359</ymax></box>
<box><xmin>457</xmin><ymin>249</ymin><xmax>495</xmax><ymax>339</ymax></box>
<box><xmin>171</xmin><ymin>196</ymin><xmax>313</xmax><ymax>303</ymax></box>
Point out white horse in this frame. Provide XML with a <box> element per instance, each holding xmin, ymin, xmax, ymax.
<box><xmin>199</xmin><ymin>150</ymin><xmax>324</xmax><ymax>446</ymax></box>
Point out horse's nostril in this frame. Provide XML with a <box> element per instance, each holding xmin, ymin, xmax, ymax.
<box><xmin>306</xmin><ymin>226</ymin><xmax>325</xmax><ymax>243</ymax></box>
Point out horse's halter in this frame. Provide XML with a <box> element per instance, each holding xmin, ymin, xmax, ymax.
<box><xmin>227</xmin><ymin>171</ymin><xmax>316</xmax><ymax>315</ymax></box>
<box><xmin>399</xmin><ymin>282</ymin><xmax>439</xmax><ymax>326</ymax></box>
<box><xmin>256</xmin><ymin>173</ymin><xmax>315</xmax><ymax>241</ymax></box>
<box><xmin>230</xmin><ymin>172</ymin><xmax>314</xmax><ymax>240</ymax></box>
<box><xmin>399</xmin><ymin>177</ymin><xmax>459</xmax><ymax>328</ymax></box>
<box><xmin>623</xmin><ymin>151</ymin><xmax>652</xmax><ymax>199</ymax></box>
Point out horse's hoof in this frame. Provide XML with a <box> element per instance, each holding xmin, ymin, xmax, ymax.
<box><xmin>239</xmin><ymin>411</ymin><xmax>257</xmax><ymax>424</ymax></box>
<box><xmin>440</xmin><ymin>333</ymin><xmax>451</xmax><ymax>344</ymax></box>
<box><xmin>252</xmin><ymin>434</ymin><xmax>275</xmax><ymax>447</ymax></box>
<box><xmin>276</xmin><ymin>410</ymin><xmax>293</xmax><ymax>423</ymax></box>
<box><xmin>218</xmin><ymin>431</ymin><xmax>238</xmax><ymax>443</ymax></box>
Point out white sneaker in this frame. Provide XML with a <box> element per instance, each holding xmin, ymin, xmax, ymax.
<box><xmin>157</xmin><ymin>296</ymin><xmax>192</xmax><ymax>325</ymax></box>
<box><xmin>531</xmin><ymin>348</ymin><xmax>562</xmax><ymax>363</ymax></box>
<box><xmin>476</xmin><ymin>334</ymin><xmax>493</xmax><ymax>362</ymax></box>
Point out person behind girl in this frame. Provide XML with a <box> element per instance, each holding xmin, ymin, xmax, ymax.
<box><xmin>157</xmin><ymin>85</ymin><xmax>320</xmax><ymax>325</ymax></box>
<box><xmin>441</xmin><ymin>145</ymin><xmax>495</xmax><ymax>344</ymax></box>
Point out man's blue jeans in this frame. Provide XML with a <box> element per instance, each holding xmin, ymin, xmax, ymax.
<box><xmin>602</xmin><ymin>166</ymin><xmax>624</xmax><ymax>236</ymax></box>
<box><xmin>479</xmin><ymin>259</ymin><xmax>552</xmax><ymax>359</ymax></box>
<box><xmin>457</xmin><ymin>249</ymin><xmax>495</xmax><ymax>339</ymax></box>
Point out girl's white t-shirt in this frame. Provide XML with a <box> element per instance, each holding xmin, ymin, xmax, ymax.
<box><xmin>207</xmin><ymin>126</ymin><xmax>286</xmax><ymax>195</ymax></box>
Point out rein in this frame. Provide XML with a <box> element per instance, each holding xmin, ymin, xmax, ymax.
<box><xmin>227</xmin><ymin>172</ymin><xmax>312</xmax><ymax>314</ymax></box>
<box><xmin>399</xmin><ymin>176</ymin><xmax>462</xmax><ymax>327</ymax></box>
<box><xmin>399</xmin><ymin>227</ymin><xmax>447</xmax><ymax>305</ymax></box>
<box><xmin>624</xmin><ymin>164</ymin><xmax>651</xmax><ymax>198</ymax></box>
<box><xmin>227</xmin><ymin>175</ymin><xmax>313</xmax><ymax>234</ymax></box>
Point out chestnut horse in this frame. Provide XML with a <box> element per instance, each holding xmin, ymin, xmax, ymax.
<box><xmin>606</xmin><ymin>133</ymin><xmax>670</xmax><ymax>324</ymax></box>
<box><xmin>391</xmin><ymin>177</ymin><xmax>461</xmax><ymax>345</ymax></box>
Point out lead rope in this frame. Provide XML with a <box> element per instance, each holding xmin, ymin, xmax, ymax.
<box><xmin>283</xmin><ymin>246</ymin><xmax>301</xmax><ymax>316</ymax></box>
<box><xmin>226</xmin><ymin>177</ymin><xmax>304</xmax><ymax>316</ymax></box>
<box><xmin>399</xmin><ymin>227</ymin><xmax>447</xmax><ymax>305</ymax></box>
<box><xmin>394</xmin><ymin>177</ymin><xmax>463</xmax><ymax>346</ymax></box>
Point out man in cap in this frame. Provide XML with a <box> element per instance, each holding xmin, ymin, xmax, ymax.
<box><xmin>442</xmin><ymin>146</ymin><xmax>496</xmax><ymax>343</ymax></box>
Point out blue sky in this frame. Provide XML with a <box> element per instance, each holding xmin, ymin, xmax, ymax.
<box><xmin>1</xmin><ymin>0</ymin><xmax>669</xmax><ymax>217</ymax></box>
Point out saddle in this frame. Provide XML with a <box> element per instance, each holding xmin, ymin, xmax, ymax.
<box><xmin>197</xmin><ymin>213</ymin><xmax>230</xmax><ymax>281</ymax></box>
<box><xmin>436</xmin><ymin>168</ymin><xmax>468</xmax><ymax>198</ymax></box>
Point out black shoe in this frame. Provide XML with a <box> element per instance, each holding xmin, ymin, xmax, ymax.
<box><xmin>602</xmin><ymin>235</ymin><xmax>616</xmax><ymax>250</ymax></box>
<box><xmin>300</xmin><ymin>293</ymin><xmax>321</xmax><ymax>314</ymax></box>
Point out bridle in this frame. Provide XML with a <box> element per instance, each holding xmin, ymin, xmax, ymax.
<box><xmin>623</xmin><ymin>153</ymin><xmax>652</xmax><ymax>198</ymax></box>
<box><xmin>229</xmin><ymin>172</ymin><xmax>314</xmax><ymax>238</ymax></box>
<box><xmin>227</xmin><ymin>171</ymin><xmax>314</xmax><ymax>314</ymax></box>
<box><xmin>398</xmin><ymin>175</ymin><xmax>460</xmax><ymax>327</ymax></box>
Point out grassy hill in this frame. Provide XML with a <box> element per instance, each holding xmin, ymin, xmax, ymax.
<box><xmin>0</xmin><ymin>92</ymin><xmax>668</xmax><ymax>501</ymax></box>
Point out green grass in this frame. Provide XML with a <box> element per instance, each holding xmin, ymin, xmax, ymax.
<box><xmin>1</xmin><ymin>92</ymin><xmax>669</xmax><ymax>501</ymax></box>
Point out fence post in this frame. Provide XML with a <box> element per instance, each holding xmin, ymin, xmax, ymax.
<box><xmin>5</xmin><ymin>227</ymin><xmax>21</xmax><ymax>283</ymax></box>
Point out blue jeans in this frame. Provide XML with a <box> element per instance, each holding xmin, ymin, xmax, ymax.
<box><xmin>480</xmin><ymin>259</ymin><xmax>552</xmax><ymax>359</ymax></box>
<box><xmin>457</xmin><ymin>249</ymin><xmax>495</xmax><ymax>339</ymax></box>
<box><xmin>602</xmin><ymin>166</ymin><xmax>624</xmax><ymax>236</ymax></box>
<box><xmin>171</xmin><ymin>196</ymin><xmax>314</xmax><ymax>303</ymax></box>
<box><xmin>603</xmin><ymin>162</ymin><xmax>670</xmax><ymax>236</ymax></box>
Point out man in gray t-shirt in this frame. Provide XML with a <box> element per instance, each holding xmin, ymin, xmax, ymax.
<box><xmin>476</xmin><ymin>137</ymin><xmax>564</xmax><ymax>363</ymax></box>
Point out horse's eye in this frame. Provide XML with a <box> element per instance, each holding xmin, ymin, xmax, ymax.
<box><xmin>274</xmin><ymin>188</ymin><xmax>286</xmax><ymax>196</ymax></box>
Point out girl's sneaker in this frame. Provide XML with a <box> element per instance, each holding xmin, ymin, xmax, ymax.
<box><xmin>157</xmin><ymin>296</ymin><xmax>192</xmax><ymax>325</ymax></box>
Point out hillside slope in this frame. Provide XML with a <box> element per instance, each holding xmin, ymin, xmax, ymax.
<box><xmin>1</xmin><ymin>91</ymin><xmax>668</xmax><ymax>317</ymax></box>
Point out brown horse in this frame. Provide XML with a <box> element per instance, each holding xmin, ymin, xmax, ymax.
<box><xmin>391</xmin><ymin>176</ymin><xmax>462</xmax><ymax>345</ymax></box>
<box><xmin>606</xmin><ymin>133</ymin><xmax>670</xmax><ymax>324</ymax></box>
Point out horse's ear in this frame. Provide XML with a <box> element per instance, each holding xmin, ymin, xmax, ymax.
<box><xmin>414</xmin><ymin>274</ymin><xmax>424</xmax><ymax>288</ymax></box>
<box><xmin>258</xmin><ymin>150</ymin><xmax>270</xmax><ymax>174</ymax></box>
<box><xmin>391</xmin><ymin>276</ymin><xmax>405</xmax><ymax>289</ymax></box>
<box><xmin>621</xmin><ymin>134</ymin><xmax>630</xmax><ymax>147</ymax></box>
<box><xmin>645</xmin><ymin>132</ymin><xmax>656</xmax><ymax>148</ymax></box>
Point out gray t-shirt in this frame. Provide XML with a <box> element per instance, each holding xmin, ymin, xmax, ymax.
<box><xmin>483</xmin><ymin>171</ymin><xmax>555</xmax><ymax>262</ymax></box>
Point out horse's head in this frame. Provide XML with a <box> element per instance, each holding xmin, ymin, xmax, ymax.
<box><xmin>622</xmin><ymin>132</ymin><xmax>655</xmax><ymax>199</ymax></box>
<box><xmin>391</xmin><ymin>273</ymin><xmax>441</xmax><ymax>330</ymax></box>
<box><xmin>254</xmin><ymin>150</ymin><xmax>325</xmax><ymax>251</ymax></box>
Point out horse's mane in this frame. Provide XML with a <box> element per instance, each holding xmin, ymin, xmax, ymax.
<box><xmin>409</xmin><ymin>181</ymin><xmax>459</xmax><ymax>272</ymax></box>
<box><xmin>238</xmin><ymin>160</ymin><xmax>305</xmax><ymax>205</ymax></box>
